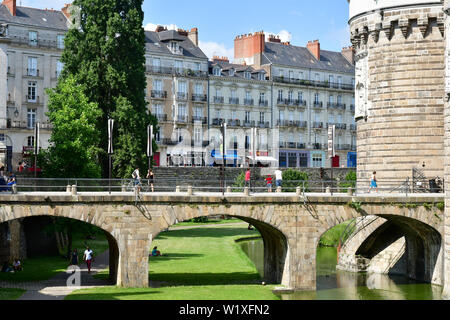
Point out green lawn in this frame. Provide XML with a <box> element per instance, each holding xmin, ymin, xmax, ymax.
<box><xmin>67</xmin><ymin>224</ymin><xmax>281</xmax><ymax>300</ymax></box>
<box><xmin>172</xmin><ymin>218</ymin><xmax>242</xmax><ymax>228</ymax></box>
<box><xmin>0</xmin><ymin>231</ymin><xmax>109</xmax><ymax>282</ymax></box>
<box><xmin>0</xmin><ymin>288</ymin><xmax>26</xmax><ymax>300</ymax></box>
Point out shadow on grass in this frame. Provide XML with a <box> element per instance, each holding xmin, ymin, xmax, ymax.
<box><xmin>148</xmin><ymin>272</ymin><xmax>262</xmax><ymax>286</ymax></box>
<box><xmin>149</xmin><ymin>253</ymin><xmax>204</xmax><ymax>264</ymax></box>
<box><xmin>66</xmin><ymin>289</ymin><xmax>162</xmax><ymax>300</ymax></box>
<box><xmin>159</xmin><ymin>228</ymin><xmax>259</xmax><ymax>238</ymax></box>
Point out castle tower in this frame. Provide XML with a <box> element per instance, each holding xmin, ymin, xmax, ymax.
<box><xmin>348</xmin><ymin>0</ymin><xmax>445</xmax><ymax>183</ymax></box>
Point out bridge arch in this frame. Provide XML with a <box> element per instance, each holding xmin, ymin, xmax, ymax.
<box><xmin>0</xmin><ymin>206</ymin><xmax>121</xmax><ymax>285</ymax></box>
<box><xmin>150</xmin><ymin>204</ymin><xmax>291</xmax><ymax>285</ymax></box>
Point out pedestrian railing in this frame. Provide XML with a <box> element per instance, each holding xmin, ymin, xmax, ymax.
<box><xmin>0</xmin><ymin>178</ymin><xmax>445</xmax><ymax>196</ymax></box>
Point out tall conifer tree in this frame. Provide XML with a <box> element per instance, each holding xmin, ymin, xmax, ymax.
<box><xmin>61</xmin><ymin>0</ymin><xmax>156</xmax><ymax>178</ymax></box>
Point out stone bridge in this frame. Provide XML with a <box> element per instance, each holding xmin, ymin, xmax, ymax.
<box><xmin>0</xmin><ymin>192</ymin><xmax>446</xmax><ymax>291</ymax></box>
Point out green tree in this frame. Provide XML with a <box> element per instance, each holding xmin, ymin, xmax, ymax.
<box><xmin>61</xmin><ymin>0</ymin><xmax>157</xmax><ymax>178</ymax></box>
<box><xmin>339</xmin><ymin>170</ymin><xmax>357</xmax><ymax>192</ymax></box>
<box><xmin>282</xmin><ymin>169</ymin><xmax>309</xmax><ymax>192</ymax></box>
<box><xmin>39</xmin><ymin>76</ymin><xmax>102</xmax><ymax>178</ymax></box>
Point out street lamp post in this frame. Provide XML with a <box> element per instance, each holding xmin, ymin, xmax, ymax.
<box><xmin>221</xmin><ymin>122</ymin><xmax>227</xmax><ymax>195</ymax></box>
<box><xmin>147</xmin><ymin>124</ymin><xmax>153</xmax><ymax>171</ymax></box>
<box><xmin>34</xmin><ymin>122</ymin><xmax>40</xmax><ymax>180</ymax></box>
<box><xmin>108</xmin><ymin>118</ymin><xmax>114</xmax><ymax>194</ymax></box>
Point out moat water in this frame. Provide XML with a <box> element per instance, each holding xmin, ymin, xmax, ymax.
<box><xmin>239</xmin><ymin>239</ymin><xmax>444</xmax><ymax>300</ymax></box>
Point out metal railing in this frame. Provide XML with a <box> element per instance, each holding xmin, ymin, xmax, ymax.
<box><xmin>0</xmin><ymin>178</ymin><xmax>444</xmax><ymax>196</ymax></box>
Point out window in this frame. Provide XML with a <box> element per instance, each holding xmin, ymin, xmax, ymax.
<box><xmin>279</xmin><ymin>132</ymin><xmax>284</xmax><ymax>143</ymax></box>
<box><xmin>337</xmin><ymin>76</ymin><xmax>342</xmax><ymax>87</ymax></box>
<box><xmin>288</xmin><ymin>152</ymin><xmax>297</xmax><ymax>168</ymax></box>
<box><xmin>152</xmin><ymin>104</ymin><xmax>162</xmax><ymax>116</ymax></box>
<box><xmin>315</xmin><ymin>73</ymin><xmax>320</xmax><ymax>82</ymax></box>
<box><xmin>215</xmin><ymin>109</ymin><xmax>221</xmax><ymax>118</ymax></box>
<box><xmin>178</xmin><ymin>104</ymin><xmax>186</xmax><ymax>119</ymax></box>
<box><xmin>279</xmin><ymin>69</ymin><xmax>284</xmax><ymax>77</ymax></box>
<box><xmin>170</xmin><ymin>42</ymin><xmax>180</xmax><ymax>54</ymax></box>
<box><xmin>329</xmin><ymin>75</ymin><xmax>334</xmax><ymax>84</ymax></box>
<box><xmin>299</xmin><ymin>153</ymin><xmax>308</xmax><ymax>167</ymax></box>
<box><xmin>314</xmin><ymin>93</ymin><xmax>319</xmax><ymax>104</ymax></box>
<box><xmin>195</xmin><ymin>83</ymin><xmax>203</xmax><ymax>95</ymax></box>
<box><xmin>244</xmin><ymin>71</ymin><xmax>251</xmax><ymax>80</ymax></box>
<box><xmin>279</xmin><ymin>152</ymin><xmax>287</xmax><ymax>168</ymax></box>
<box><xmin>289</xmin><ymin>70</ymin><xmax>294</xmax><ymax>80</ymax></box>
<box><xmin>279</xmin><ymin>110</ymin><xmax>284</xmax><ymax>121</ymax></box>
<box><xmin>260</xmin><ymin>92</ymin><xmax>265</xmax><ymax>102</ymax></box>
<box><xmin>176</xmin><ymin>128</ymin><xmax>183</xmax><ymax>142</ymax></box>
<box><xmin>27</xmin><ymin>136</ymin><xmax>35</xmax><ymax>147</ymax></box>
<box><xmin>57</xmin><ymin>35</ymin><xmax>65</xmax><ymax>49</ymax></box>
<box><xmin>245</xmin><ymin>111</ymin><xmax>251</xmax><ymax>123</ymax></box>
<box><xmin>231</xmin><ymin>89</ymin><xmax>237</xmax><ymax>98</ymax></box>
<box><xmin>56</xmin><ymin>60</ymin><xmax>64</xmax><ymax>78</ymax></box>
<box><xmin>152</xmin><ymin>58</ymin><xmax>161</xmax><ymax>71</ymax></box>
<box><xmin>329</xmin><ymin>95</ymin><xmax>334</xmax><ymax>104</ymax></box>
<box><xmin>299</xmin><ymin>72</ymin><xmax>304</xmax><ymax>80</ymax></box>
<box><xmin>337</xmin><ymin>114</ymin><xmax>343</xmax><ymax>124</ymax></box>
<box><xmin>174</xmin><ymin>60</ymin><xmax>183</xmax><ymax>72</ymax></box>
<box><xmin>259</xmin><ymin>72</ymin><xmax>265</xmax><ymax>81</ymax></box>
<box><xmin>194</xmin><ymin>62</ymin><xmax>201</xmax><ymax>71</ymax></box>
<box><xmin>231</xmin><ymin>110</ymin><xmax>237</xmax><ymax>119</ymax></box>
<box><xmin>312</xmin><ymin>153</ymin><xmax>323</xmax><ymax>168</ymax></box>
<box><xmin>229</xmin><ymin>69</ymin><xmax>235</xmax><ymax>77</ymax></box>
<box><xmin>27</xmin><ymin>57</ymin><xmax>37</xmax><ymax>76</ymax></box>
<box><xmin>194</xmin><ymin>127</ymin><xmax>202</xmax><ymax>142</ymax></box>
<box><xmin>260</xmin><ymin>112</ymin><xmax>265</xmax><ymax>123</ymax></box>
<box><xmin>245</xmin><ymin>91</ymin><xmax>251</xmax><ymax>100</ymax></box>
<box><xmin>288</xmin><ymin>111</ymin><xmax>294</xmax><ymax>122</ymax></box>
<box><xmin>153</xmin><ymin>79</ymin><xmax>162</xmax><ymax>91</ymax></box>
<box><xmin>337</xmin><ymin>95</ymin><xmax>342</xmax><ymax>104</ymax></box>
<box><xmin>27</xmin><ymin>81</ymin><xmax>37</xmax><ymax>102</ymax></box>
<box><xmin>28</xmin><ymin>31</ymin><xmax>37</xmax><ymax>46</ymax></box>
<box><xmin>27</xmin><ymin>109</ymin><xmax>36</xmax><ymax>129</ymax></box>
<box><xmin>314</xmin><ymin>113</ymin><xmax>321</xmax><ymax>123</ymax></box>
<box><xmin>178</xmin><ymin>81</ymin><xmax>186</xmax><ymax>93</ymax></box>
<box><xmin>298</xmin><ymin>92</ymin><xmax>303</xmax><ymax>102</ymax></box>
<box><xmin>278</xmin><ymin>90</ymin><xmax>283</xmax><ymax>101</ymax></box>
<box><xmin>299</xmin><ymin>112</ymin><xmax>304</xmax><ymax>121</ymax></box>
<box><xmin>329</xmin><ymin>114</ymin><xmax>334</xmax><ymax>124</ymax></box>
<box><xmin>213</xmin><ymin>67</ymin><xmax>221</xmax><ymax>76</ymax></box>
<box><xmin>288</xmin><ymin>90</ymin><xmax>293</xmax><ymax>101</ymax></box>
<box><xmin>194</xmin><ymin>106</ymin><xmax>203</xmax><ymax>118</ymax></box>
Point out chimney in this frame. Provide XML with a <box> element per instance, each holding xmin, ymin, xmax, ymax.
<box><xmin>307</xmin><ymin>40</ymin><xmax>320</xmax><ymax>61</ymax></box>
<box><xmin>177</xmin><ymin>28</ymin><xmax>188</xmax><ymax>36</ymax></box>
<box><xmin>212</xmin><ymin>56</ymin><xmax>229</xmax><ymax>63</ymax></box>
<box><xmin>341</xmin><ymin>46</ymin><xmax>355</xmax><ymax>65</ymax></box>
<box><xmin>234</xmin><ymin>31</ymin><xmax>265</xmax><ymax>66</ymax></box>
<box><xmin>61</xmin><ymin>3</ymin><xmax>72</xmax><ymax>21</ymax></box>
<box><xmin>155</xmin><ymin>25</ymin><xmax>167</xmax><ymax>33</ymax></box>
<box><xmin>268</xmin><ymin>34</ymin><xmax>281</xmax><ymax>43</ymax></box>
<box><xmin>188</xmin><ymin>27</ymin><xmax>198</xmax><ymax>46</ymax></box>
<box><xmin>2</xmin><ymin>0</ymin><xmax>16</xmax><ymax>16</ymax></box>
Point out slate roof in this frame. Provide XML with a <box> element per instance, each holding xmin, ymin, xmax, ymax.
<box><xmin>0</xmin><ymin>5</ymin><xmax>69</xmax><ymax>30</ymax></box>
<box><xmin>209</xmin><ymin>60</ymin><xmax>266</xmax><ymax>80</ymax></box>
<box><xmin>145</xmin><ymin>30</ymin><xmax>208</xmax><ymax>60</ymax></box>
<box><xmin>262</xmin><ymin>42</ymin><xmax>355</xmax><ymax>74</ymax></box>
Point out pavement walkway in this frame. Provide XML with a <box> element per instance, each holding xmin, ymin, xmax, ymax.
<box><xmin>0</xmin><ymin>251</ymin><xmax>112</xmax><ymax>300</ymax></box>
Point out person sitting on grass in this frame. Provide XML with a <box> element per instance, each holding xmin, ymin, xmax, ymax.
<box><xmin>152</xmin><ymin>246</ymin><xmax>162</xmax><ymax>257</ymax></box>
<box><xmin>1</xmin><ymin>261</ymin><xmax>12</xmax><ymax>273</ymax></box>
<box><xmin>12</xmin><ymin>259</ymin><xmax>22</xmax><ymax>272</ymax></box>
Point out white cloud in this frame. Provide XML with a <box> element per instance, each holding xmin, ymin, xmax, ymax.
<box><xmin>265</xmin><ymin>30</ymin><xmax>292</xmax><ymax>43</ymax></box>
<box><xmin>144</xmin><ymin>23</ymin><xmax>178</xmax><ymax>32</ymax></box>
<box><xmin>199</xmin><ymin>40</ymin><xmax>234</xmax><ymax>61</ymax></box>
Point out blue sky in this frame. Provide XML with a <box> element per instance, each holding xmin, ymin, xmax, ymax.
<box><xmin>20</xmin><ymin>0</ymin><xmax>351</xmax><ymax>59</ymax></box>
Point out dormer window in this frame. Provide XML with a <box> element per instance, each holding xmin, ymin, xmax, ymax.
<box><xmin>244</xmin><ymin>71</ymin><xmax>251</xmax><ymax>80</ymax></box>
<box><xmin>229</xmin><ymin>69</ymin><xmax>235</xmax><ymax>77</ymax></box>
<box><xmin>213</xmin><ymin>67</ymin><xmax>221</xmax><ymax>76</ymax></box>
<box><xmin>258</xmin><ymin>72</ymin><xmax>265</xmax><ymax>81</ymax></box>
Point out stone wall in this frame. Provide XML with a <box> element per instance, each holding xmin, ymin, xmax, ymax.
<box><xmin>350</xmin><ymin>4</ymin><xmax>445</xmax><ymax>182</ymax></box>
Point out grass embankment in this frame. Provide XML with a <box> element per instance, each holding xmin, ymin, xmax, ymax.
<box><xmin>172</xmin><ymin>218</ymin><xmax>242</xmax><ymax>228</ymax></box>
<box><xmin>319</xmin><ymin>221</ymin><xmax>353</xmax><ymax>247</ymax></box>
<box><xmin>0</xmin><ymin>230</ymin><xmax>108</xmax><ymax>283</ymax></box>
<box><xmin>67</xmin><ymin>224</ymin><xmax>281</xmax><ymax>300</ymax></box>
<box><xmin>0</xmin><ymin>288</ymin><xmax>26</xmax><ymax>300</ymax></box>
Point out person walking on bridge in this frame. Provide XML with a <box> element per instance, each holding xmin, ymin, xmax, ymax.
<box><xmin>368</xmin><ymin>171</ymin><xmax>378</xmax><ymax>193</ymax></box>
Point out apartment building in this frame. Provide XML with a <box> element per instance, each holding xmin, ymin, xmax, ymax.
<box><xmin>208</xmin><ymin>56</ymin><xmax>273</xmax><ymax>167</ymax></box>
<box><xmin>234</xmin><ymin>33</ymin><xmax>356</xmax><ymax>168</ymax></box>
<box><xmin>145</xmin><ymin>26</ymin><xmax>209</xmax><ymax>167</ymax></box>
<box><xmin>0</xmin><ymin>1</ymin><xmax>70</xmax><ymax>170</ymax></box>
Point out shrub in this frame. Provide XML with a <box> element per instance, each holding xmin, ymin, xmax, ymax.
<box><xmin>282</xmin><ymin>169</ymin><xmax>309</xmax><ymax>192</ymax></box>
<box><xmin>232</xmin><ymin>172</ymin><xmax>245</xmax><ymax>192</ymax></box>
<box><xmin>339</xmin><ymin>171</ymin><xmax>356</xmax><ymax>193</ymax></box>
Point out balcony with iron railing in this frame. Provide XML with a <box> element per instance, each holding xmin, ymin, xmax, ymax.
<box><xmin>177</xmin><ymin>92</ymin><xmax>187</xmax><ymax>100</ymax></box>
<box><xmin>298</xmin><ymin>121</ymin><xmax>308</xmax><ymax>128</ymax></box>
<box><xmin>313</xmin><ymin>102</ymin><xmax>323</xmax><ymax>108</ymax></box>
<box><xmin>191</xmin><ymin>116</ymin><xmax>207</xmax><ymax>124</ymax></box>
<box><xmin>312</xmin><ymin>143</ymin><xmax>323</xmax><ymax>150</ymax></box>
<box><xmin>175</xmin><ymin>115</ymin><xmax>188</xmax><ymax>123</ymax></box>
<box><xmin>229</xmin><ymin>97</ymin><xmax>240</xmax><ymax>105</ymax></box>
<box><xmin>25</xmin><ymin>95</ymin><xmax>40</xmax><ymax>104</ymax></box>
<box><xmin>336</xmin><ymin>144</ymin><xmax>351</xmax><ymax>151</ymax></box>
<box><xmin>213</xmin><ymin>96</ymin><xmax>224</xmax><ymax>104</ymax></box>
<box><xmin>10</xmin><ymin>36</ymin><xmax>62</xmax><ymax>50</ymax></box>
<box><xmin>327</xmin><ymin>123</ymin><xmax>347</xmax><ymax>130</ymax></box>
<box><xmin>244</xmin><ymin>98</ymin><xmax>254</xmax><ymax>106</ymax></box>
<box><xmin>190</xmin><ymin>140</ymin><xmax>210</xmax><ymax>147</ymax></box>
<box><xmin>162</xmin><ymin>138</ymin><xmax>180</xmax><ymax>146</ymax></box>
<box><xmin>154</xmin><ymin>114</ymin><xmax>168</xmax><ymax>122</ymax></box>
<box><xmin>243</xmin><ymin>120</ymin><xmax>255</xmax><ymax>127</ymax></box>
<box><xmin>272</xmin><ymin>76</ymin><xmax>355</xmax><ymax>92</ymax></box>
<box><xmin>258</xmin><ymin>121</ymin><xmax>270</xmax><ymax>128</ymax></box>
<box><xmin>192</xmin><ymin>94</ymin><xmax>207</xmax><ymax>102</ymax></box>
<box><xmin>26</xmin><ymin>69</ymin><xmax>40</xmax><ymax>77</ymax></box>
<box><xmin>313</xmin><ymin>122</ymin><xmax>323</xmax><ymax>129</ymax></box>
<box><xmin>259</xmin><ymin>99</ymin><xmax>269</xmax><ymax>107</ymax></box>
<box><xmin>212</xmin><ymin>118</ymin><xmax>225</xmax><ymax>126</ymax></box>
<box><xmin>351</xmin><ymin>145</ymin><xmax>357</xmax><ymax>151</ymax></box>
<box><xmin>151</xmin><ymin>90</ymin><xmax>167</xmax><ymax>99</ymax></box>
<box><xmin>227</xmin><ymin>119</ymin><xmax>241</xmax><ymax>127</ymax></box>
<box><xmin>350</xmin><ymin>124</ymin><xmax>357</xmax><ymax>131</ymax></box>
<box><xmin>145</xmin><ymin>65</ymin><xmax>208</xmax><ymax>78</ymax></box>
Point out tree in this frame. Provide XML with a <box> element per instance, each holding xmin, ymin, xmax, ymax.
<box><xmin>61</xmin><ymin>0</ymin><xmax>157</xmax><ymax>178</ymax></box>
<box><xmin>282</xmin><ymin>169</ymin><xmax>309</xmax><ymax>192</ymax></box>
<box><xmin>39</xmin><ymin>76</ymin><xmax>102</xmax><ymax>178</ymax></box>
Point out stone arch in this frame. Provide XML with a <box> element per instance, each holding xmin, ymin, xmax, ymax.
<box><xmin>0</xmin><ymin>207</ymin><xmax>121</xmax><ymax>285</ymax></box>
<box><xmin>150</xmin><ymin>203</ymin><xmax>290</xmax><ymax>285</ymax></box>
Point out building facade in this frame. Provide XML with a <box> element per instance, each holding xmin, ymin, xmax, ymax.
<box><xmin>0</xmin><ymin>1</ymin><xmax>70</xmax><ymax>170</ymax></box>
<box><xmin>0</xmin><ymin>0</ymin><xmax>356</xmax><ymax>171</ymax></box>
<box><xmin>233</xmin><ymin>32</ymin><xmax>356</xmax><ymax>169</ymax></box>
